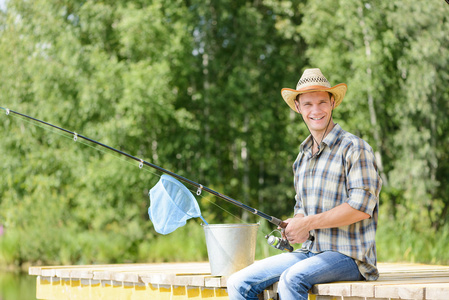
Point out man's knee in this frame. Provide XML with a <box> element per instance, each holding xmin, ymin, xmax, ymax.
<box><xmin>226</xmin><ymin>272</ymin><xmax>239</xmax><ymax>290</ymax></box>
<box><xmin>278</xmin><ymin>269</ymin><xmax>311</xmax><ymax>294</ymax></box>
<box><xmin>227</xmin><ymin>271</ymin><xmax>246</xmax><ymax>296</ymax></box>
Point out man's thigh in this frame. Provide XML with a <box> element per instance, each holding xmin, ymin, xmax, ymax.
<box><xmin>231</xmin><ymin>251</ymin><xmax>311</xmax><ymax>284</ymax></box>
<box><xmin>283</xmin><ymin>251</ymin><xmax>363</xmax><ymax>285</ymax></box>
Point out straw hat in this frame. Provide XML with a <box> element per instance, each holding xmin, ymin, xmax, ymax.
<box><xmin>281</xmin><ymin>68</ymin><xmax>347</xmax><ymax>113</ymax></box>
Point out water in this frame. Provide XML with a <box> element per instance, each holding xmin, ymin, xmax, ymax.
<box><xmin>0</xmin><ymin>271</ymin><xmax>36</xmax><ymax>300</ymax></box>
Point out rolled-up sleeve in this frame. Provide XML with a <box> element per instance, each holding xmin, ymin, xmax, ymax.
<box><xmin>345</xmin><ymin>146</ymin><xmax>382</xmax><ymax>217</ymax></box>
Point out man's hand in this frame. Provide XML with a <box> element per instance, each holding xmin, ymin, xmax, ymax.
<box><xmin>281</xmin><ymin>203</ymin><xmax>371</xmax><ymax>245</ymax></box>
<box><xmin>284</xmin><ymin>214</ymin><xmax>311</xmax><ymax>244</ymax></box>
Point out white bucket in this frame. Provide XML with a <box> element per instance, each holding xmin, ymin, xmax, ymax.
<box><xmin>203</xmin><ymin>223</ymin><xmax>259</xmax><ymax>276</ymax></box>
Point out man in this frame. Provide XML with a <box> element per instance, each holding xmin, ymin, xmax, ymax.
<box><xmin>227</xmin><ymin>68</ymin><xmax>382</xmax><ymax>300</ymax></box>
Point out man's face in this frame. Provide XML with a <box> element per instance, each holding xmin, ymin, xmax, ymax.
<box><xmin>294</xmin><ymin>91</ymin><xmax>335</xmax><ymax>136</ymax></box>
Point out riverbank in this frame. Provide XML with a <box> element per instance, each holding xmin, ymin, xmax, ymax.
<box><xmin>0</xmin><ymin>270</ymin><xmax>36</xmax><ymax>300</ymax></box>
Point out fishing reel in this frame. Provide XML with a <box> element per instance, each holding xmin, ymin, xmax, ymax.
<box><xmin>265</xmin><ymin>230</ymin><xmax>294</xmax><ymax>252</ymax></box>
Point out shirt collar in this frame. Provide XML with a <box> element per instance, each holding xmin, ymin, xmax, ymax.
<box><xmin>299</xmin><ymin>123</ymin><xmax>343</xmax><ymax>153</ymax></box>
<box><xmin>322</xmin><ymin>123</ymin><xmax>343</xmax><ymax>149</ymax></box>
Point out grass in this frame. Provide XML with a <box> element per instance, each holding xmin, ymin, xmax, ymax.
<box><xmin>2</xmin><ymin>209</ymin><xmax>449</xmax><ymax>269</ymax></box>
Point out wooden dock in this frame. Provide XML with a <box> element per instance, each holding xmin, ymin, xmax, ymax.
<box><xmin>29</xmin><ymin>262</ymin><xmax>449</xmax><ymax>299</ymax></box>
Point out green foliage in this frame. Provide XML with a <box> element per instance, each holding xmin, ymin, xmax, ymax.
<box><xmin>1</xmin><ymin>0</ymin><xmax>449</xmax><ymax>268</ymax></box>
<box><xmin>377</xmin><ymin>203</ymin><xmax>449</xmax><ymax>265</ymax></box>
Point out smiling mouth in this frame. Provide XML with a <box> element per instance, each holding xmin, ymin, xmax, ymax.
<box><xmin>310</xmin><ymin>116</ymin><xmax>324</xmax><ymax>121</ymax></box>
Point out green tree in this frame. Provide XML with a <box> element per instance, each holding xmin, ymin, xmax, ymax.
<box><xmin>0</xmin><ymin>0</ymin><xmax>200</xmax><ymax>266</ymax></box>
<box><xmin>298</xmin><ymin>0</ymin><xmax>449</xmax><ymax>261</ymax></box>
<box><xmin>0</xmin><ymin>0</ymin><xmax>311</xmax><ymax>266</ymax></box>
<box><xmin>2</xmin><ymin>0</ymin><xmax>448</xmax><ymax>267</ymax></box>
<box><xmin>174</xmin><ymin>0</ymin><xmax>309</xmax><ymax>222</ymax></box>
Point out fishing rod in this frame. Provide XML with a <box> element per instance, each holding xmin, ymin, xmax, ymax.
<box><xmin>1</xmin><ymin>107</ymin><xmax>288</xmax><ymax>230</ymax></box>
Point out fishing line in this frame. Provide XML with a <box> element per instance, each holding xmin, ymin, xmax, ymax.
<box><xmin>0</xmin><ymin>106</ymin><xmax>253</xmax><ymax>226</ymax></box>
<box><xmin>2</xmin><ymin>109</ymin><xmax>161</xmax><ymax>178</ymax></box>
<box><xmin>2</xmin><ymin>107</ymin><xmax>284</xmax><ymax>248</ymax></box>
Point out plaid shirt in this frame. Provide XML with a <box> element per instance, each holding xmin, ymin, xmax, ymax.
<box><xmin>293</xmin><ymin>124</ymin><xmax>382</xmax><ymax>280</ymax></box>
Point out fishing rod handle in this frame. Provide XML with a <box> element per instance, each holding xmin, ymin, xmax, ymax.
<box><xmin>270</xmin><ymin>216</ymin><xmax>288</xmax><ymax>228</ymax></box>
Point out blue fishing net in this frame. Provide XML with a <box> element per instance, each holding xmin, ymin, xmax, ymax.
<box><xmin>148</xmin><ymin>174</ymin><xmax>208</xmax><ymax>235</ymax></box>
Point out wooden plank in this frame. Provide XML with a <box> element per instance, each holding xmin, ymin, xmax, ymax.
<box><xmin>425</xmin><ymin>283</ymin><xmax>449</xmax><ymax>299</ymax></box>
<box><xmin>205</xmin><ymin>277</ymin><xmax>222</xmax><ymax>288</ymax></box>
<box><xmin>70</xmin><ymin>268</ymin><xmax>94</xmax><ymax>279</ymax></box>
<box><xmin>377</xmin><ymin>263</ymin><xmax>449</xmax><ymax>277</ymax></box>
<box><xmin>311</xmin><ymin>282</ymin><xmax>351</xmax><ymax>296</ymax></box>
<box><xmin>112</xmin><ymin>270</ymin><xmax>141</xmax><ymax>283</ymax></box>
<box><xmin>307</xmin><ymin>263</ymin><xmax>449</xmax><ymax>299</ymax></box>
<box><xmin>29</xmin><ymin>263</ymin><xmax>150</xmax><ymax>276</ymax></box>
<box><xmin>30</xmin><ymin>262</ymin><xmax>449</xmax><ymax>300</ymax></box>
<box><xmin>374</xmin><ymin>282</ymin><xmax>449</xmax><ymax>300</ymax></box>
<box><xmin>140</xmin><ymin>272</ymin><xmax>177</xmax><ymax>285</ymax></box>
<box><xmin>30</xmin><ymin>262</ymin><xmax>211</xmax><ymax>276</ymax></box>
<box><xmin>173</xmin><ymin>274</ymin><xmax>207</xmax><ymax>286</ymax></box>
<box><xmin>90</xmin><ymin>263</ymin><xmax>209</xmax><ymax>282</ymax></box>
<box><xmin>375</xmin><ymin>283</ymin><xmax>425</xmax><ymax>299</ymax></box>
<box><xmin>350</xmin><ymin>277</ymin><xmax>449</xmax><ymax>298</ymax></box>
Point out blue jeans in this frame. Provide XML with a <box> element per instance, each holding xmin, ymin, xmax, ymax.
<box><xmin>227</xmin><ymin>250</ymin><xmax>363</xmax><ymax>300</ymax></box>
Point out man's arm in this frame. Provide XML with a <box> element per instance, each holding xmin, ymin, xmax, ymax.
<box><xmin>284</xmin><ymin>203</ymin><xmax>370</xmax><ymax>244</ymax></box>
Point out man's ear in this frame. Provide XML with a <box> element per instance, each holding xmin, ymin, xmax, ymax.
<box><xmin>294</xmin><ymin>100</ymin><xmax>301</xmax><ymax>113</ymax></box>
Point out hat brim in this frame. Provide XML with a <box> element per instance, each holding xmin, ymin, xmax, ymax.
<box><xmin>281</xmin><ymin>83</ymin><xmax>347</xmax><ymax>113</ymax></box>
